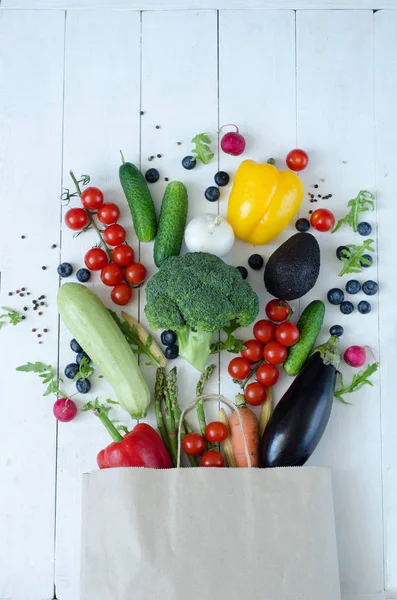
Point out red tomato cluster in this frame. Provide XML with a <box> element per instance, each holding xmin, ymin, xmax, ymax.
<box><xmin>182</xmin><ymin>421</ymin><xmax>228</xmax><ymax>467</ymax></box>
<box><xmin>227</xmin><ymin>299</ymin><xmax>300</xmax><ymax>406</ymax></box>
<box><xmin>64</xmin><ymin>185</ymin><xmax>147</xmax><ymax>306</ymax></box>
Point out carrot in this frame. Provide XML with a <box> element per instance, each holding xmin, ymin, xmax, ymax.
<box><xmin>229</xmin><ymin>394</ymin><xmax>259</xmax><ymax>467</ymax></box>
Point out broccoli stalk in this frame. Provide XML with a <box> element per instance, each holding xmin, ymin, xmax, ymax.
<box><xmin>176</xmin><ymin>327</ymin><xmax>214</xmax><ymax>373</ymax></box>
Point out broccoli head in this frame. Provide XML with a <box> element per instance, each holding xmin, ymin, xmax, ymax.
<box><xmin>145</xmin><ymin>252</ymin><xmax>259</xmax><ymax>371</ymax></box>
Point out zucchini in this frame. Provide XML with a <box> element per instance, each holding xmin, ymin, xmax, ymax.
<box><xmin>153</xmin><ymin>182</ymin><xmax>188</xmax><ymax>268</ymax></box>
<box><xmin>283</xmin><ymin>300</ymin><xmax>325</xmax><ymax>376</ymax></box>
<box><xmin>119</xmin><ymin>154</ymin><xmax>157</xmax><ymax>242</ymax></box>
<box><xmin>57</xmin><ymin>283</ymin><xmax>150</xmax><ymax>418</ymax></box>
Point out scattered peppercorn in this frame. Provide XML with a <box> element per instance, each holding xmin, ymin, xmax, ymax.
<box><xmin>32</xmin><ymin>328</ymin><xmax>36</xmax><ymax>332</ymax></box>
<box><xmin>309</xmin><ymin>210</ymin><xmax>313</xmax><ymax>214</ymax></box>
<box><xmin>40</xmin><ymin>302</ymin><xmax>44</xmax><ymax>306</ymax></box>
<box><xmin>43</xmin><ymin>329</ymin><xmax>48</xmax><ymax>333</ymax></box>
<box><xmin>39</xmin><ymin>341</ymin><xmax>43</xmax><ymax>344</ymax></box>
<box><xmin>21</xmin><ymin>316</ymin><xmax>26</xmax><ymax>320</ymax></box>
<box><xmin>148</xmin><ymin>157</ymin><xmax>153</xmax><ymax>162</ymax></box>
<box><xmin>155</xmin><ymin>125</ymin><xmax>160</xmax><ymax>129</ymax></box>
<box><xmin>23</xmin><ymin>307</ymin><xmax>28</xmax><ymax>311</ymax></box>
<box><xmin>51</xmin><ymin>244</ymin><xmax>57</xmax><ymax>249</ymax></box>
<box><xmin>42</xmin><ymin>266</ymin><xmax>47</xmax><ymax>270</ymax></box>
<box><xmin>8</xmin><ymin>292</ymin><xmax>12</xmax><ymax>296</ymax></box>
<box><xmin>314</xmin><ymin>184</ymin><xmax>318</xmax><ymax>189</ymax></box>
<box><xmin>27</xmin><ymin>292</ymin><xmax>30</xmax><ymax>296</ymax></box>
<box><xmin>165</xmin><ymin>177</ymin><xmax>169</xmax><ymax>181</ymax></box>
<box><xmin>37</xmin><ymin>334</ymin><xmax>41</xmax><ymax>338</ymax></box>
<box><xmin>21</xmin><ymin>287</ymin><xmax>26</xmax><ymax>291</ymax></box>
<box><xmin>33</xmin><ymin>306</ymin><xmax>38</xmax><ymax>311</ymax></box>
<box><xmin>157</xmin><ymin>154</ymin><xmax>162</xmax><ymax>158</ymax></box>
<box><xmin>21</xmin><ymin>235</ymin><xmax>26</xmax><ymax>239</ymax></box>
<box><xmin>39</xmin><ymin>295</ymin><xmax>45</xmax><ymax>300</ymax></box>
<box><xmin>20</xmin><ymin>293</ymin><xmax>24</xmax><ymax>297</ymax></box>
<box><xmin>177</xmin><ymin>142</ymin><xmax>182</xmax><ymax>145</ymax></box>
<box><xmin>140</xmin><ymin>111</ymin><xmax>144</xmax><ymax>115</ymax></box>
<box><xmin>38</xmin><ymin>312</ymin><xmax>43</xmax><ymax>316</ymax></box>
<box><xmin>16</xmin><ymin>290</ymin><xmax>20</xmax><ymax>294</ymax></box>
<box><xmin>318</xmin><ymin>194</ymin><xmax>322</xmax><ymax>198</ymax></box>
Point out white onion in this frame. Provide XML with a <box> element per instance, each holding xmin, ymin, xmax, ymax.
<box><xmin>184</xmin><ymin>214</ymin><xmax>235</xmax><ymax>258</ymax></box>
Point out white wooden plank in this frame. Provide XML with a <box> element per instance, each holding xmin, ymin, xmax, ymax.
<box><xmin>296</xmin><ymin>10</ymin><xmax>383</xmax><ymax>594</ymax></box>
<box><xmin>55</xmin><ymin>10</ymin><xmax>141</xmax><ymax>598</ymax></box>
<box><xmin>0</xmin><ymin>9</ymin><xmax>65</xmax><ymax>599</ymax></box>
<box><xmin>374</xmin><ymin>9</ymin><xmax>397</xmax><ymax>593</ymax></box>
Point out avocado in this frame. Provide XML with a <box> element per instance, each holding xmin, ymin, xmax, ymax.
<box><xmin>264</xmin><ymin>233</ymin><xmax>320</xmax><ymax>300</ymax></box>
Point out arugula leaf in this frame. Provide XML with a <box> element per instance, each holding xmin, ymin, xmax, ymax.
<box><xmin>210</xmin><ymin>319</ymin><xmax>246</xmax><ymax>354</ymax></box>
<box><xmin>16</xmin><ymin>361</ymin><xmax>66</xmax><ymax>398</ymax></box>
<box><xmin>73</xmin><ymin>356</ymin><xmax>95</xmax><ymax>382</ymax></box>
<box><xmin>338</xmin><ymin>239</ymin><xmax>374</xmax><ymax>276</ymax></box>
<box><xmin>332</xmin><ymin>190</ymin><xmax>375</xmax><ymax>233</ymax></box>
<box><xmin>16</xmin><ymin>361</ymin><xmax>50</xmax><ymax>373</ymax></box>
<box><xmin>191</xmin><ymin>133</ymin><xmax>214</xmax><ymax>164</ymax></box>
<box><xmin>0</xmin><ymin>307</ymin><xmax>23</xmax><ymax>328</ymax></box>
<box><xmin>334</xmin><ymin>362</ymin><xmax>379</xmax><ymax>404</ymax></box>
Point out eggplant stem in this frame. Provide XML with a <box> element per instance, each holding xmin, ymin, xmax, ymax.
<box><xmin>313</xmin><ymin>335</ymin><xmax>341</xmax><ymax>370</ymax></box>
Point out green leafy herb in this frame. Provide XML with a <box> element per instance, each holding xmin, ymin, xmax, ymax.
<box><xmin>109</xmin><ymin>310</ymin><xmax>162</xmax><ymax>367</ymax></box>
<box><xmin>332</xmin><ymin>190</ymin><xmax>375</xmax><ymax>233</ymax></box>
<box><xmin>338</xmin><ymin>239</ymin><xmax>374</xmax><ymax>276</ymax></box>
<box><xmin>0</xmin><ymin>307</ymin><xmax>23</xmax><ymax>328</ymax></box>
<box><xmin>83</xmin><ymin>397</ymin><xmax>128</xmax><ymax>440</ymax></box>
<box><xmin>191</xmin><ymin>133</ymin><xmax>214</xmax><ymax>164</ymax></box>
<box><xmin>16</xmin><ymin>361</ymin><xmax>67</xmax><ymax>398</ymax></box>
<box><xmin>334</xmin><ymin>362</ymin><xmax>379</xmax><ymax>404</ymax></box>
<box><xmin>210</xmin><ymin>319</ymin><xmax>246</xmax><ymax>354</ymax></box>
<box><xmin>73</xmin><ymin>356</ymin><xmax>95</xmax><ymax>382</ymax></box>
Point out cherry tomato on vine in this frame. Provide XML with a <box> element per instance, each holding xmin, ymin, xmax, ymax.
<box><xmin>125</xmin><ymin>262</ymin><xmax>147</xmax><ymax>286</ymax></box>
<box><xmin>64</xmin><ymin>207</ymin><xmax>89</xmax><ymax>231</ymax></box>
<box><xmin>310</xmin><ymin>208</ymin><xmax>335</xmax><ymax>232</ymax></box>
<box><xmin>265</xmin><ymin>299</ymin><xmax>291</xmax><ymax>323</ymax></box>
<box><xmin>253</xmin><ymin>319</ymin><xmax>276</xmax><ymax>344</ymax></box>
<box><xmin>112</xmin><ymin>244</ymin><xmax>135</xmax><ymax>267</ymax></box>
<box><xmin>244</xmin><ymin>382</ymin><xmax>268</xmax><ymax>406</ymax></box>
<box><xmin>205</xmin><ymin>421</ymin><xmax>228</xmax><ymax>443</ymax></box>
<box><xmin>103</xmin><ymin>224</ymin><xmax>126</xmax><ymax>246</ymax></box>
<box><xmin>81</xmin><ymin>186</ymin><xmax>104</xmax><ymax>211</ymax></box>
<box><xmin>275</xmin><ymin>322</ymin><xmax>300</xmax><ymax>347</ymax></box>
<box><xmin>84</xmin><ymin>247</ymin><xmax>108</xmax><ymax>271</ymax></box>
<box><xmin>227</xmin><ymin>357</ymin><xmax>251</xmax><ymax>380</ymax></box>
<box><xmin>256</xmin><ymin>363</ymin><xmax>279</xmax><ymax>387</ymax></box>
<box><xmin>182</xmin><ymin>433</ymin><xmax>206</xmax><ymax>456</ymax></box>
<box><xmin>286</xmin><ymin>148</ymin><xmax>309</xmax><ymax>172</ymax></box>
<box><xmin>240</xmin><ymin>339</ymin><xmax>264</xmax><ymax>363</ymax></box>
<box><xmin>111</xmin><ymin>282</ymin><xmax>133</xmax><ymax>306</ymax></box>
<box><xmin>263</xmin><ymin>341</ymin><xmax>288</xmax><ymax>365</ymax></box>
<box><xmin>100</xmin><ymin>263</ymin><xmax>124</xmax><ymax>286</ymax></box>
<box><xmin>200</xmin><ymin>450</ymin><xmax>225</xmax><ymax>468</ymax></box>
<box><xmin>97</xmin><ymin>202</ymin><xmax>120</xmax><ymax>225</ymax></box>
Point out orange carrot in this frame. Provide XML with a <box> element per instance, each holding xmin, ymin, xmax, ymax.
<box><xmin>229</xmin><ymin>394</ymin><xmax>259</xmax><ymax>467</ymax></box>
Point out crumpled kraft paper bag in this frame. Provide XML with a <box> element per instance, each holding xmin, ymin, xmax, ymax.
<box><xmin>81</xmin><ymin>466</ymin><xmax>341</xmax><ymax>600</ymax></box>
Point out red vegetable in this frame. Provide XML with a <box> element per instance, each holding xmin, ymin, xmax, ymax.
<box><xmin>205</xmin><ymin>421</ymin><xmax>228</xmax><ymax>443</ymax></box>
<box><xmin>200</xmin><ymin>450</ymin><xmax>225</xmax><ymax>467</ymax></box>
<box><xmin>241</xmin><ymin>339</ymin><xmax>264</xmax><ymax>363</ymax></box>
<box><xmin>81</xmin><ymin>186</ymin><xmax>104</xmax><ymax>210</ymax></box>
<box><xmin>100</xmin><ymin>263</ymin><xmax>124</xmax><ymax>286</ymax></box>
<box><xmin>125</xmin><ymin>262</ymin><xmax>147</xmax><ymax>285</ymax></box>
<box><xmin>112</xmin><ymin>244</ymin><xmax>135</xmax><ymax>267</ymax></box>
<box><xmin>97</xmin><ymin>202</ymin><xmax>120</xmax><ymax>225</ymax></box>
<box><xmin>256</xmin><ymin>363</ymin><xmax>279</xmax><ymax>387</ymax></box>
<box><xmin>103</xmin><ymin>224</ymin><xmax>126</xmax><ymax>246</ymax></box>
<box><xmin>84</xmin><ymin>247</ymin><xmax>108</xmax><ymax>271</ymax></box>
<box><xmin>111</xmin><ymin>283</ymin><xmax>133</xmax><ymax>306</ymax></box>
<box><xmin>344</xmin><ymin>345</ymin><xmax>367</xmax><ymax>368</ymax></box>
<box><xmin>265</xmin><ymin>299</ymin><xmax>291</xmax><ymax>323</ymax></box>
<box><xmin>286</xmin><ymin>148</ymin><xmax>309</xmax><ymax>172</ymax></box>
<box><xmin>310</xmin><ymin>209</ymin><xmax>335</xmax><ymax>232</ymax></box>
<box><xmin>220</xmin><ymin>124</ymin><xmax>246</xmax><ymax>156</ymax></box>
<box><xmin>244</xmin><ymin>382</ymin><xmax>268</xmax><ymax>406</ymax></box>
<box><xmin>228</xmin><ymin>357</ymin><xmax>251</xmax><ymax>380</ymax></box>
<box><xmin>263</xmin><ymin>341</ymin><xmax>287</xmax><ymax>365</ymax></box>
<box><xmin>64</xmin><ymin>207</ymin><xmax>89</xmax><ymax>231</ymax></box>
<box><xmin>253</xmin><ymin>319</ymin><xmax>276</xmax><ymax>344</ymax></box>
<box><xmin>182</xmin><ymin>433</ymin><xmax>206</xmax><ymax>456</ymax></box>
<box><xmin>275</xmin><ymin>322</ymin><xmax>300</xmax><ymax>347</ymax></box>
<box><xmin>53</xmin><ymin>398</ymin><xmax>77</xmax><ymax>422</ymax></box>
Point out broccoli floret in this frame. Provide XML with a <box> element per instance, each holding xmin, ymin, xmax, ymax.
<box><xmin>145</xmin><ymin>252</ymin><xmax>259</xmax><ymax>371</ymax></box>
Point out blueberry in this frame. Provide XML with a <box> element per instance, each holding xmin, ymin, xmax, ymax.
<box><xmin>145</xmin><ymin>168</ymin><xmax>160</xmax><ymax>183</ymax></box>
<box><xmin>327</xmin><ymin>288</ymin><xmax>344</xmax><ymax>305</ymax></box>
<box><xmin>329</xmin><ymin>325</ymin><xmax>344</xmax><ymax>337</ymax></box>
<box><xmin>340</xmin><ymin>301</ymin><xmax>354</xmax><ymax>315</ymax></box>
<box><xmin>295</xmin><ymin>218</ymin><xmax>310</xmax><ymax>232</ymax></box>
<box><xmin>57</xmin><ymin>262</ymin><xmax>73</xmax><ymax>278</ymax></box>
<box><xmin>205</xmin><ymin>186</ymin><xmax>220</xmax><ymax>202</ymax></box>
<box><xmin>70</xmin><ymin>338</ymin><xmax>83</xmax><ymax>353</ymax></box>
<box><xmin>345</xmin><ymin>280</ymin><xmax>361</xmax><ymax>295</ymax></box>
<box><xmin>161</xmin><ymin>330</ymin><xmax>177</xmax><ymax>346</ymax></box>
<box><xmin>362</xmin><ymin>280</ymin><xmax>378</xmax><ymax>296</ymax></box>
<box><xmin>64</xmin><ymin>363</ymin><xmax>79</xmax><ymax>379</ymax></box>
<box><xmin>360</xmin><ymin>254</ymin><xmax>373</xmax><ymax>268</ymax></box>
<box><xmin>76</xmin><ymin>268</ymin><xmax>91</xmax><ymax>283</ymax></box>
<box><xmin>165</xmin><ymin>344</ymin><xmax>179</xmax><ymax>359</ymax></box>
<box><xmin>357</xmin><ymin>221</ymin><xmax>372</xmax><ymax>236</ymax></box>
<box><xmin>76</xmin><ymin>351</ymin><xmax>91</xmax><ymax>365</ymax></box>
<box><xmin>358</xmin><ymin>300</ymin><xmax>371</xmax><ymax>314</ymax></box>
<box><xmin>236</xmin><ymin>266</ymin><xmax>248</xmax><ymax>279</ymax></box>
<box><xmin>182</xmin><ymin>156</ymin><xmax>196</xmax><ymax>170</ymax></box>
<box><xmin>76</xmin><ymin>378</ymin><xmax>91</xmax><ymax>394</ymax></box>
<box><xmin>336</xmin><ymin>246</ymin><xmax>350</xmax><ymax>260</ymax></box>
<box><xmin>214</xmin><ymin>171</ymin><xmax>230</xmax><ymax>187</ymax></box>
<box><xmin>248</xmin><ymin>254</ymin><xmax>264</xmax><ymax>270</ymax></box>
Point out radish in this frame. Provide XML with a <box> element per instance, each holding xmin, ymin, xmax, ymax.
<box><xmin>344</xmin><ymin>345</ymin><xmax>367</xmax><ymax>368</ymax></box>
<box><xmin>53</xmin><ymin>398</ymin><xmax>78</xmax><ymax>422</ymax></box>
<box><xmin>220</xmin><ymin>124</ymin><xmax>246</xmax><ymax>156</ymax></box>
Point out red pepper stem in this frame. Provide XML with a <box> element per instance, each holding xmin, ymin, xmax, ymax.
<box><xmin>94</xmin><ymin>407</ymin><xmax>124</xmax><ymax>442</ymax></box>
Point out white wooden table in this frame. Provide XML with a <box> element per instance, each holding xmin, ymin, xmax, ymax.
<box><xmin>1</xmin><ymin>1</ymin><xmax>397</xmax><ymax>598</ymax></box>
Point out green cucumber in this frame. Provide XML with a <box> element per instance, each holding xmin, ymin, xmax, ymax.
<box><xmin>154</xmin><ymin>181</ymin><xmax>188</xmax><ymax>268</ymax></box>
<box><xmin>119</xmin><ymin>154</ymin><xmax>157</xmax><ymax>242</ymax></box>
<box><xmin>283</xmin><ymin>300</ymin><xmax>325</xmax><ymax>376</ymax></box>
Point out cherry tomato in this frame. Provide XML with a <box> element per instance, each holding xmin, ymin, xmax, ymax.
<box><xmin>275</xmin><ymin>322</ymin><xmax>300</xmax><ymax>347</ymax></box>
<box><xmin>244</xmin><ymin>382</ymin><xmax>268</xmax><ymax>406</ymax></box>
<box><xmin>112</xmin><ymin>244</ymin><xmax>135</xmax><ymax>267</ymax></box>
<box><xmin>97</xmin><ymin>202</ymin><xmax>120</xmax><ymax>225</ymax></box>
<box><xmin>228</xmin><ymin>357</ymin><xmax>251</xmax><ymax>380</ymax></box>
<box><xmin>64</xmin><ymin>207</ymin><xmax>89</xmax><ymax>231</ymax></box>
<box><xmin>253</xmin><ymin>319</ymin><xmax>277</xmax><ymax>344</ymax></box>
<box><xmin>182</xmin><ymin>433</ymin><xmax>206</xmax><ymax>456</ymax></box>
<box><xmin>205</xmin><ymin>421</ymin><xmax>228</xmax><ymax>443</ymax></box>
<box><xmin>286</xmin><ymin>148</ymin><xmax>309</xmax><ymax>172</ymax></box>
<box><xmin>263</xmin><ymin>341</ymin><xmax>288</xmax><ymax>365</ymax></box>
<box><xmin>265</xmin><ymin>299</ymin><xmax>291</xmax><ymax>323</ymax></box>
<box><xmin>111</xmin><ymin>282</ymin><xmax>133</xmax><ymax>306</ymax></box>
<box><xmin>103</xmin><ymin>224</ymin><xmax>126</xmax><ymax>246</ymax></box>
<box><xmin>200</xmin><ymin>450</ymin><xmax>225</xmax><ymax>468</ymax></box>
<box><xmin>256</xmin><ymin>363</ymin><xmax>279</xmax><ymax>387</ymax></box>
<box><xmin>81</xmin><ymin>186</ymin><xmax>104</xmax><ymax>211</ymax></box>
<box><xmin>240</xmin><ymin>339</ymin><xmax>264</xmax><ymax>363</ymax></box>
<box><xmin>310</xmin><ymin>208</ymin><xmax>335</xmax><ymax>232</ymax></box>
<box><xmin>84</xmin><ymin>247</ymin><xmax>108</xmax><ymax>271</ymax></box>
<box><xmin>125</xmin><ymin>262</ymin><xmax>147</xmax><ymax>286</ymax></box>
<box><xmin>100</xmin><ymin>263</ymin><xmax>124</xmax><ymax>286</ymax></box>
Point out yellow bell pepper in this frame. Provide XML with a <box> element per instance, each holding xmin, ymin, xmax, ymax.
<box><xmin>227</xmin><ymin>160</ymin><xmax>304</xmax><ymax>245</ymax></box>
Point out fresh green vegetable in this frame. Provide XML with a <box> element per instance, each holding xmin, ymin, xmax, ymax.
<box><xmin>16</xmin><ymin>362</ymin><xmax>67</xmax><ymax>397</ymax></box>
<box><xmin>195</xmin><ymin>364</ymin><xmax>216</xmax><ymax>437</ymax></box>
<box><xmin>164</xmin><ymin>367</ymin><xmax>178</xmax><ymax>465</ymax></box>
<box><xmin>110</xmin><ymin>310</ymin><xmax>166</xmax><ymax>367</ymax></box>
<box><xmin>119</xmin><ymin>152</ymin><xmax>157</xmax><ymax>242</ymax></box>
<box><xmin>283</xmin><ymin>300</ymin><xmax>325</xmax><ymax>376</ymax></box>
<box><xmin>58</xmin><ymin>283</ymin><xmax>150</xmax><ymax>419</ymax></box>
<box><xmin>73</xmin><ymin>356</ymin><xmax>95</xmax><ymax>382</ymax></box>
<box><xmin>338</xmin><ymin>239</ymin><xmax>374</xmax><ymax>276</ymax></box>
<box><xmin>210</xmin><ymin>319</ymin><xmax>246</xmax><ymax>354</ymax></box>
<box><xmin>0</xmin><ymin>307</ymin><xmax>23</xmax><ymax>328</ymax></box>
<box><xmin>191</xmin><ymin>133</ymin><xmax>214</xmax><ymax>164</ymax></box>
<box><xmin>332</xmin><ymin>190</ymin><xmax>375</xmax><ymax>233</ymax></box>
<box><xmin>153</xmin><ymin>181</ymin><xmax>188</xmax><ymax>267</ymax></box>
<box><xmin>154</xmin><ymin>367</ymin><xmax>170</xmax><ymax>451</ymax></box>
<box><xmin>145</xmin><ymin>252</ymin><xmax>259</xmax><ymax>371</ymax></box>
<box><xmin>334</xmin><ymin>362</ymin><xmax>379</xmax><ymax>404</ymax></box>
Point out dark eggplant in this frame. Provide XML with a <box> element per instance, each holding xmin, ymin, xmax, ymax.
<box><xmin>260</xmin><ymin>336</ymin><xmax>340</xmax><ymax>468</ymax></box>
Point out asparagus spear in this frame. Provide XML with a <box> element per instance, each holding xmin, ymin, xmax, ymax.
<box><xmin>154</xmin><ymin>367</ymin><xmax>170</xmax><ymax>453</ymax></box>
<box><xmin>196</xmin><ymin>364</ymin><xmax>216</xmax><ymax>436</ymax></box>
<box><xmin>164</xmin><ymin>374</ymin><xmax>177</xmax><ymax>466</ymax></box>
